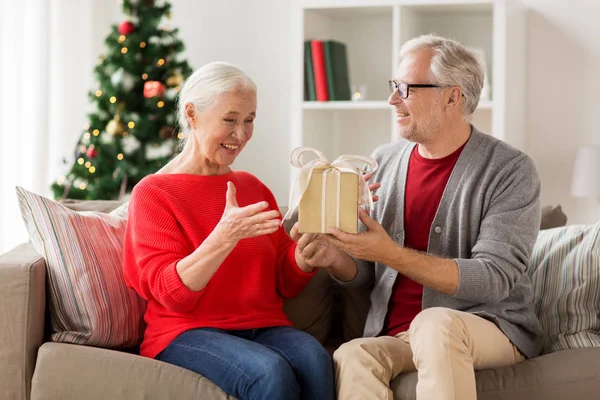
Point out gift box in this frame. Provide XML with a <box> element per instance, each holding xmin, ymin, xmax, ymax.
<box><xmin>284</xmin><ymin>147</ymin><xmax>378</xmax><ymax>234</ymax></box>
<box><xmin>299</xmin><ymin>165</ymin><xmax>360</xmax><ymax>233</ymax></box>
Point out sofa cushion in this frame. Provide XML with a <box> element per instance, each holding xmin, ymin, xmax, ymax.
<box><xmin>528</xmin><ymin>222</ymin><xmax>600</xmax><ymax>354</ymax></box>
<box><xmin>16</xmin><ymin>187</ymin><xmax>145</xmax><ymax>349</ymax></box>
<box><xmin>280</xmin><ymin>207</ymin><xmax>334</xmax><ymax>344</ymax></box>
<box><xmin>31</xmin><ymin>342</ymin><xmax>233</xmax><ymax>400</ymax></box>
<box><xmin>391</xmin><ymin>347</ymin><xmax>600</xmax><ymax>400</ymax></box>
<box><xmin>540</xmin><ymin>205</ymin><xmax>568</xmax><ymax>230</ymax></box>
<box><xmin>341</xmin><ymin>285</ymin><xmax>371</xmax><ymax>342</ymax></box>
<box><xmin>60</xmin><ymin>198</ymin><xmax>125</xmax><ymax>214</ymax></box>
<box><xmin>283</xmin><ymin>268</ymin><xmax>333</xmax><ymax>344</ymax></box>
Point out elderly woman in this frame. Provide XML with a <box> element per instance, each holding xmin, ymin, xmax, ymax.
<box><xmin>122</xmin><ymin>62</ymin><xmax>335</xmax><ymax>400</ymax></box>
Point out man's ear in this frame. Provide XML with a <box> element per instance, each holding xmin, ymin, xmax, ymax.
<box><xmin>185</xmin><ymin>103</ymin><xmax>197</xmax><ymax>129</ymax></box>
<box><xmin>446</xmin><ymin>87</ymin><xmax>462</xmax><ymax>110</ymax></box>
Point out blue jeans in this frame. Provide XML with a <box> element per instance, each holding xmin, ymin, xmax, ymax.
<box><xmin>156</xmin><ymin>326</ymin><xmax>335</xmax><ymax>400</ymax></box>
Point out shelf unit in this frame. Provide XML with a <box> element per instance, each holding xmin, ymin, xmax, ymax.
<box><xmin>302</xmin><ymin>101</ymin><xmax>391</xmax><ymax>110</ymax></box>
<box><xmin>290</xmin><ymin>0</ymin><xmax>526</xmax><ymax>178</ymax></box>
<box><xmin>302</xmin><ymin>99</ymin><xmax>493</xmax><ymax>111</ymax></box>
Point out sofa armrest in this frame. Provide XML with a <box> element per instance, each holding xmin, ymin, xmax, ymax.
<box><xmin>0</xmin><ymin>243</ymin><xmax>46</xmax><ymax>400</ymax></box>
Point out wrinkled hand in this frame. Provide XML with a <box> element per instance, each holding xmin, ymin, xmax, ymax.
<box><xmin>290</xmin><ymin>223</ymin><xmax>342</xmax><ymax>269</ymax></box>
<box><xmin>363</xmin><ymin>172</ymin><xmax>381</xmax><ymax>203</ymax></box>
<box><xmin>216</xmin><ymin>182</ymin><xmax>281</xmax><ymax>245</ymax></box>
<box><xmin>326</xmin><ymin>207</ymin><xmax>395</xmax><ymax>263</ymax></box>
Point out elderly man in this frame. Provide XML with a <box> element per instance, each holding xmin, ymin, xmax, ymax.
<box><xmin>294</xmin><ymin>34</ymin><xmax>542</xmax><ymax>400</ymax></box>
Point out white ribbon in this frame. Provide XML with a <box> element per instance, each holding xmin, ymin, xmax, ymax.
<box><xmin>282</xmin><ymin>146</ymin><xmax>378</xmax><ymax>229</ymax></box>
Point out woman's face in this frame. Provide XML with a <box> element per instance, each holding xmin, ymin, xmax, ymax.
<box><xmin>188</xmin><ymin>87</ymin><xmax>256</xmax><ymax>169</ymax></box>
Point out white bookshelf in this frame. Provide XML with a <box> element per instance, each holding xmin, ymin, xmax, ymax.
<box><xmin>290</xmin><ymin>0</ymin><xmax>526</xmax><ymax>177</ymax></box>
<box><xmin>302</xmin><ymin>101</ymin><xmax>392</xmax><ymax>110</ymax></box>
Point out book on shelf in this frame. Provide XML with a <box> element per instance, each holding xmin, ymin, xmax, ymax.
<box><xmin>304</xmin><ymin>41</ymin><xmax>316</xmax><ymax>101</ymax></box>
<box><xmin>304</xmin><ymin>39</ymin><xmax>351</xmax><ymax>102</ymax></box>
<box><xmin>310</xmin><ymin>40</ymin><xmax>329</xmax><ymax>101</ymax></box>
<box><xmin>323</xmin><ymin>40</ymin><xmax>351</xmax><ymax>101</ymax></box>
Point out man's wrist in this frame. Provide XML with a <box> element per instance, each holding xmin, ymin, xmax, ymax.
<box><xmin>329</xmin><ymin>249</ymin><xmax>350</xmax><ymax>270</ymax></box>
<box><xmin>294</xmin><ymin>246</ymin><xmax>315</xmax><ymax>273</ymax></box>
<box><xmin>380</xmin><ymin>240</ymin><xmax>405</xmax><ymax>269</ymax></box>
<box><xmin>328</xmin><ymin>250</ymin><xmax>358</xmax><ymax>281</ymax></box>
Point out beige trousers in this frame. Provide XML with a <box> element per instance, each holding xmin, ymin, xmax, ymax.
<box><xmin>333</xmin><ymin>307</ymin><xmax>525</xmax><ymax>400</ymax></box>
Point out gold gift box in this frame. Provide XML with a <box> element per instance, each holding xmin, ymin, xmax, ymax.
<box><xmin>298</xmin><ymin>166</ymin><xmax>360</xmax><ymax>234</ymax></box>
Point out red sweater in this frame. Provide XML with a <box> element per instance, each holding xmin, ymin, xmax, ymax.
<box><xmin>123</xmin><ymin>171</ymin><xmax>316</xmax><ymax>358</ymax></box>
<box><xmin>385</xmin><ymin>143</ymin><xmax>465</xmax><ymax>336</ymax></box>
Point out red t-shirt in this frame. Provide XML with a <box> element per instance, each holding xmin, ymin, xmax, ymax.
<box><xmin>122</xmin><ymin>171</ymin><xmax>316</xmax><ymax>358</ymax></box>
<box><xmin>384</xmin><ymin>143</ymin><xmax>466</xmax><ymax>336</ymax></box>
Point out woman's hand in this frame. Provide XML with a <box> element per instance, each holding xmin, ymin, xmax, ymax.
<box><xmin>290</xmin><ymin>222</ymin><xmax>343</xmax><ymax>270</ymax></box>
<box><xmin>215</xmin><ymin>182</ymin><xmax>281</xmax><ymax>245</ymax></box>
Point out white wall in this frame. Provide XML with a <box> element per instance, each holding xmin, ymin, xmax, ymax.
<box><xmin>0</xmin><ymin>0</ymin><xmax>97</xmax><ymax>253</ymax></box>
<box><xmin>175</xmin><ymin>0</ymin><xmax>293</xmax><ymax>203</ymax></box>
<box><xmin>523</xmin><ymin>0</ymin><xmax>600</xmax><ymax>224</ymax></box>
<box><xmin>84</xmin><ymin>0</ymin><xmax>600</xmax><ymax>223</ymax></box>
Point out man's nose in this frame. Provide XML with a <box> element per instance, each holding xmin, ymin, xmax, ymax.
<box><xmin>388</xmin><ymin>90</ymin><xmax>402</xmax><ymax>106</ymax></box>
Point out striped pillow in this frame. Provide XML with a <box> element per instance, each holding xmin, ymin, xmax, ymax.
<box><xmin>16</xmin><ymin>187</ymin><xmax>146</xmax><ymax>348</ymax></box>
<box><xmin>529</xmin><ymin>222</ymin><xmax>600</xmax><ymax>354</ymax></box>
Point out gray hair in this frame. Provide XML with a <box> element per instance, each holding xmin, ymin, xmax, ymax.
<box><xmin>176</xmin><ymin>61</ymin><xmax>257</xmax><ymax>143</ymax></box>
<box><xmin>400</xmin><ymin>34</ymin><xmax>484</xmax><ymax>115</ymax></box>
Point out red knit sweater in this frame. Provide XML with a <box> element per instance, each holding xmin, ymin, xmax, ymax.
<box><xmin>385</xmin><ymin>144</ymin><xmax>465</xmax><ymax>336</ymax></box>
<box><xmin>123</xmin><ymin>171</ymin><xmax>316</xmax><ymax>359</ymax></box>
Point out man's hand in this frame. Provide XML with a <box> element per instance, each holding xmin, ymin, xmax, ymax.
<box><xmin>363</xmin><ymin>172</ymin><xmax>381</xmax><ymax>203</ymax></box>
<box><xmin>326</xmin><ymin>207</ymin><xmax>396</xmax><ymax>263</ymax></box>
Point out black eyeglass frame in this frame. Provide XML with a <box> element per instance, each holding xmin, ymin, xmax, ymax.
<box><xmin>388</xmin><ymin>80</ymin><xmax>450</xmax><ymax>99</ymax></box>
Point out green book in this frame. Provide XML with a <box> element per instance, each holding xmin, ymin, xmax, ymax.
<box><xmin>304</xmin><ymin>40</ymin><xmax>317</xmax><ymax>101</ymax></box>
<box><xmin>323</xmin><ymin>40</ymin><xmax>351</xmax><ymax>101</ymax></box>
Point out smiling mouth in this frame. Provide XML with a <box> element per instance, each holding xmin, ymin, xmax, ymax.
<box><xmin>397</xmin><ymin>112</ymin><xmax>410</xmax><ymax>117</ymax></box>
<box><xmin>221</xmin><ymin>144</ymin><xmax>239</xmax><ymax>151</ymax></box>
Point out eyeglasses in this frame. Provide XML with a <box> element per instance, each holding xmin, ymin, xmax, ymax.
<box><xmin>388</xmin><ymin>80</ymin><xmax>449</xmax><ymax>99</ymax></box>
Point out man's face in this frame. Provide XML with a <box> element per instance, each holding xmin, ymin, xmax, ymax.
<box><xmin>388</xmin><ymin>49</ymin><xmax>446</xmax><ymax>144</ymax></box>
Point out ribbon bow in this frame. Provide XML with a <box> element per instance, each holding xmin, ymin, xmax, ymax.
<box><xmin>282</xmin><ymin>146</ymin><xmax>378</xmax><ymax>230</ymax></box>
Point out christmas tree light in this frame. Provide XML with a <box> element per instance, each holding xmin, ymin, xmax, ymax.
<box><xmin>51</xmin><ymin>0</ymin><xmax>193</xmax><ymax>200</ymax></box>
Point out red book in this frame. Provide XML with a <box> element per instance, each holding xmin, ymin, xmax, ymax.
<box><xmin>310</xmin><ymin>40</ymin><xmax>329</xmax><ymax>101</ymax></box>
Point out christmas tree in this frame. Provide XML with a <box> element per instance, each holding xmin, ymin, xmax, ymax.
<box><xmin>51</xmin><ymin>0</ymin><xmax>192</xmax><ymax>200</ymax></box>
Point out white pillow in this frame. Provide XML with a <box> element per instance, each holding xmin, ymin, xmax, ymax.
<box><xmin>529</xmin><ymin>222</ymin><xmax>600</xmax><ymax>354</ymax></box>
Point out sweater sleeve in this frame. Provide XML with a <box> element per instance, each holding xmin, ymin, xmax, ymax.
<box><xmin>330</xmin><ymin>257</ymin><xmax>374</xmax><ymax>289</ymax></box>
<box><xmin>261</xmin><ymin>187</ymin><xmax>317</xmax><ymax>298</ymax></box>
<box><xmin>123</xmin><ymin>181</ymin><xmax>204</xmax><ymax>314</ymax></box>
<box><xmin>274</xmin><ymin>226</ymin><xmax>317</xmax><ymax>298</ymax></box>
<box><xmin>453</xmin><ymin>156</ymin><xmax>541</xmax><ymax>303</ymax></box>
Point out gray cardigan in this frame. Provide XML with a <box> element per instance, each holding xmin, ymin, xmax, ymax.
<box><xmin>339</xmin><ymin>127</ymin><xmax>543</xmax><ymax>359</ymax></box>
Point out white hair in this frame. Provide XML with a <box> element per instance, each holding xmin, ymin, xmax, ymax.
<box><xmin>400</xmin><ymin>34</ymin><xmax>484</xmax><ymax>115</ymax></box>
<box><xmin>176</xmin><ymin>61</ymin><xmax>256</xmax><ymax>144</ymax></box>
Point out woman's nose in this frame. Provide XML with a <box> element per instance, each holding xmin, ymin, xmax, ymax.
<box><xmin>233</xmin><ymin>126</ymin><xmax>246</xmax><ymax>141</ymax></box>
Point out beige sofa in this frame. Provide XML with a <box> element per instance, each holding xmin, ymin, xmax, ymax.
<box><xmin>1</xmin><ymin>200</ymin><xmax>600</xmax><ymax>400</ymax></box>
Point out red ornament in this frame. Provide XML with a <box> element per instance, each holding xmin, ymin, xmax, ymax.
<box><xmin>118</xmin><ymin>21</ymin><xmax>135</xmax><ymax>35</ymax></box>
<box><xmin>144</xmin><ymin>81</ymin><xmax>167</xmax><ymax>98</ymax></box>
<box><xmin>86</xmin><ymin>146</ymin><xmax>97</xmax><ymax>158</ymax></box>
